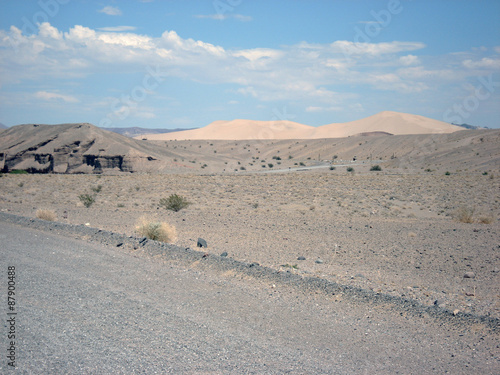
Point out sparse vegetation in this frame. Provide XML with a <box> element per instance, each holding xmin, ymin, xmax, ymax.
<box><xmin>445</xmin><ymin>171</ymin><xmax>451</xmax><ymax>175</ymax></box>
<box><xmin>478</xmin><ymin>215</ymin><xmax>495</xmax><ymax>224</ymax></box>
<box><xmin>135</xmin><ymin>217</ymin><xmax>177</xmax><ymax>243</ymax></box>
<box><xmin>10</xmin><ymin>169</ymin><xmax>28</xmax><ymax>174</ymax></box>
<box><xmin>159</xmin><ymin>194</ymin><xmax>190</xmax><ymax>212</ymax></box>
<box><xmin>347</xmin><ymin>167</ymin><xmax>354</xmax><ymax>173</ymax></box>
<box><xmin>36</xmin><ymin>209</ymin><xmax>57</xmax><ymax>221</ymax></box>
<box><xmin>78</xmin><ymin>194</ymin><xmax>95</xmax><ymax>208</ymax></box>
<box><xmin>329</xmin><ymin>166</ymin><xmax>336</xmax><ymax>170</ymax></box>
<box><xmin>268</xmin><ymin>163</ymin><xmax>274</xmax><ymax>168</ymax></box>
<box><xmin>281</xmin><ymin>264</ymin><xmax>299</xmax><ymax>270</ymax></box>
<box><xmin>91</xmin><ymin>184</ymin><xmax>103</xmax><ymax>193</ymax></box>
<box><xmin>454</xmin><ymin>206</ymin><xmax>475</xmax><ymax>223</ymax></box>
<box><xmin>370</xmin><ymin>165</ymin><xmax>382</xmax><ymax>171</ymax></box>
<box><xmin>299</xmin><ymin>162</ymin><xmax>305</xmax><ymax>166</ymax></box>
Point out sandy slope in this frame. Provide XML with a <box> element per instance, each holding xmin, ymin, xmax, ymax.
<box><xmin>141</xmin><ymin>111</ymin><xmax>464</xmax><ymax>141</ymax></box>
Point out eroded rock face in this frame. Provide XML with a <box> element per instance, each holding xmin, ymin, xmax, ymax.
<box><xmin>1</xmin><ymin>151</ymin><xmax>133</xmax><ymax>174</ymax></box>
<box><xmin>0</xmin><ymin>123</ymin><xmax>164</xmax><ymax>174</ymax></box>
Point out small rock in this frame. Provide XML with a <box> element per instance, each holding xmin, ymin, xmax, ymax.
<box><xmin>197</xmin><ymin>238</ymin><xmax>207</xmax><ymax>248</ymax></box>
<box><xmin>315</xmin><ymin>258</ymin><xmax>324</xmax><ymax>264</ymax></box>
<box><xmin>463</xmin><ymin>272</ymin><xmax>475</xmax><ymax>279</ymax></box>
<box><xmin>116</xmin><ymin>242</ymin><xmax>123</xmax><ymax>247</ymax></box>
<box><xmin>453</xmin><ymin>309</ymin><xmax>460</xmax><ymax>316</ymax></box>
<box><xmin>465</xmin><ymin>292</ymin><xmax>475</xmax><ymax>297</ymax></box>
<box><xmin>297</xmin><ymin>256</ymin><xmax>306</xmax><ymax>261</ymax></box>
<box><xmin>220</xmin><ymin>251</ymin><xmax>228</xmax><ymax>257</ymax></box>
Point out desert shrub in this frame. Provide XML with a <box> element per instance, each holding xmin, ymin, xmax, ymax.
<box><xmin>36</xmin><ymin>209</ymin><xmax>57</xmax><ymax>221</ymax></box>
<box><xmin>329</xmin><ymin>166</ymin><xmax>336</xmax><ymax>170</ymax></box>
<box><xmin>482</xmin><ymin>171</ymin><xmax>488</xmax><ymax>175</ymax></box>
<box><xmin>454</xmin><ymin>206</ymin><xmax>475</xmax><ymax>223</ymax></box>
<box><xmin>10</xmin><ymin>169</ymin><xmax>28</xmax><ymax>174</ymax></box>
<box><xmin>160</xmin><ymin>194</ymin><xmax>190</xmax><ymax>212</ymax></box>
<box><xmin>268</xmin><ymin>163</ymin><xmax>274</xmax><ymax>168</ymax></box>
<box><xmin>78</xmin><ymin>194</ymin><xmax>95</xmax><ymax>208</ymax></box>
<box><xmin>299</xmin><ymin>162</ymin><xmax>305</xmax><ymax>166</ymax></box>
<box><xmin>370</xmin><ymin>165</ymin><xmax>382</xmax><ymax>171</ymax></box>
<box><xmin>445</xmin><ymin>171</ymin><xmax>451</xmax><ymax>175</ymax></box>
<box><xmin>135</xmin><ymin>217</ymin><xmax>177</xmax><ymax>243</ymax></box>
<box><xmin>91</xmin><ymin>184</ymin><xmax>103</xmax><ymax>193</ymax></box>
<box><xmin>347</xmin><ymin>167</ymin><xmax>354</xmax><ymax>173</ymax></box>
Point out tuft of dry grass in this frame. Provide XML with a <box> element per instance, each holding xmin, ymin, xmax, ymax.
<box><xmin>478</xmin><ymin>215</ymin><xmax>495</xmax><ymax>224</ymax></box>
<box><xmin>454</xmin><ymin>206</ymin><xmax>475</xmax><ymax>223</ymax></box>
<box><xmin>135</xmin><ymin>216</ymin><xmax>177</xmax><ymax>243</ymax></box>
<box><xmin>36</xmin><ymin>209</ymin><xmax>57</xmax><ymax>221</ymax></box>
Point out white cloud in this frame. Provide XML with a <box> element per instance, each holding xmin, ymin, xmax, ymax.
<box><xmin>463</xmin><ymin>57</ymin><xmax>500</xmax><ymax>69</ymax></box>
<box><xmin>1</xmin><ymin>22</ymin><xmax>498</xmax><ymax>114</ymax></box>
<box><xmin>399</xmin><ymin>54</ymin><xmax>420</xmax><ymax>66</ymax></box>
<box><xmin>97</xmin><ymin>26</ymin><xmax>137</xmax><ymax>32</ymax></box>
<box><xmin>194</xmin><ymin>14</ymin><xmax>252</xmax><ymax>21</ymax></box>
<box><xmin>98</xmin><ymin>6</ymin><xmax>122</xmax><ymax>16</ymax></box>
<box><xmin>35</xmin><ymin>91</ymin><xmax>79</xmax><ymax>103</ymax></box>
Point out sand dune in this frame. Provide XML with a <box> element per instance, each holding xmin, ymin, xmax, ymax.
<box><xmin>139</xmin><ymin>111</ymin><xmax>464</xmax><ymax>141</ymax></box>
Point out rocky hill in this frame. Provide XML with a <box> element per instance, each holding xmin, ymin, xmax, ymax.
<box><xmin>0</xmin><ymin>123</ymin><xmax>181</xmax><ymax>174</ymax></box>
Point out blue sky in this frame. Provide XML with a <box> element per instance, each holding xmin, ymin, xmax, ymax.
<box><xmin>0</xmin><ymin>0</ymin><xmax>499</xmax><ymax>129</ymax></box>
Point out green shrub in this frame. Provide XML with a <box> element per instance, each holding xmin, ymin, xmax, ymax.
<box><xmin>445</xmin><ymin>171</ymin><xmax>451</xmax><ymax>175</ymax></box>
<box><xmin>78</xmin><ymin>194</ymin><xmax>95</xmax><ymax>208</ymax></box>
<box><xmin>91</xmin><ymin>184</ymin><xmax>103</xmax><ymax>193</ymax></box>
<box><xmin>347</xmin><ymin>167</ymin><xmax>354</xmax><ymax>173</ymax></box>
<box><xmin>160</xmin><ymin>194</ymin><xmax>190</xmax><ymax>212</ymax></box>
<box><xmin>370</xmin><ymin>165</ymin><xmax>382</xmax><ymax>171</ymax></box>
<box><xmin>329</xmin><ymin>166</ymin><xmax>336</xmax><ymax>170</ymax></box>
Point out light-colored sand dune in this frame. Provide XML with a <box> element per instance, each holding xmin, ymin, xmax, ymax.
<box><xmin>140</xmin><ymin>111</ymin><xmax>464</xmax><ymax>141</ymax></box>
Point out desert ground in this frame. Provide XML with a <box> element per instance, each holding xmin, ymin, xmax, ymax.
<box><xmin>1</xmin><ymin>167</ymin><xmax>498</xmax><ymax>321</ymax></box>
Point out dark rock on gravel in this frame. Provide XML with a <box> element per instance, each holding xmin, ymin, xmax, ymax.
<box><xmin>197</xmin><ymin>238</ymin><xmax>207</xmax><ymax>248</ymax></box>
<box><xmin>298</xmin><ymin>256</ymin><xmax>306</xmax><ymax>260</ymax></box>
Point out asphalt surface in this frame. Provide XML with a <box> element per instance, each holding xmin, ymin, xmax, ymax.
<box><xmin>0</xmin><ymin>219</ymin><xmax>498</xmax><ymax>374</ymax></box>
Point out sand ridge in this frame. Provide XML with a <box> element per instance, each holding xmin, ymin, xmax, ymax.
<box><xmin>141</xmin><ymin>111</ymin><xmax>465</xmax><ymax>141</ymax></box>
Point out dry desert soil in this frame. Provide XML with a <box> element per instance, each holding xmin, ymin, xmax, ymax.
<box><xmin>1</xmin><ymin>169</ymin><xmax>498</xmax><ymax>322</ymax></box>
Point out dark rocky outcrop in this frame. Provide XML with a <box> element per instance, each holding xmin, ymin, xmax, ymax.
<box><xmin>0</xmin><ymin>123</ymin><xmax>177</xmax><ymax>174</ymax></box>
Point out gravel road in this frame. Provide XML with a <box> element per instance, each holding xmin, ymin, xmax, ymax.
<box><xmin>0</xmin><ymin>217</ymin><xmax>498</xmax><ymax>374</ymax></box>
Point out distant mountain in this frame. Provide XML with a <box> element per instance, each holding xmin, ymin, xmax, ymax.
<box><xmin>452</xmin><ymin>123</ymin><xmax>485</xmax><ymax>130</ymax></box>
<box><xmin>0</xmin><ymin>122</ymin><xmax>8</xmax><ymax>129</ymax></box>
<box><xmin>140</xmin><ymin>111</ymin><xmax>465</xmax><ymax>141</ymax></box>
<box><xmin>0</xmin><ymin>123</ymin><xmax>180</xmax><ymax>173</ymax></box>
<box><xmin>101</xmin><ymin>127</ymin><xmax>196</xmax><ymax>138</ymax></box>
